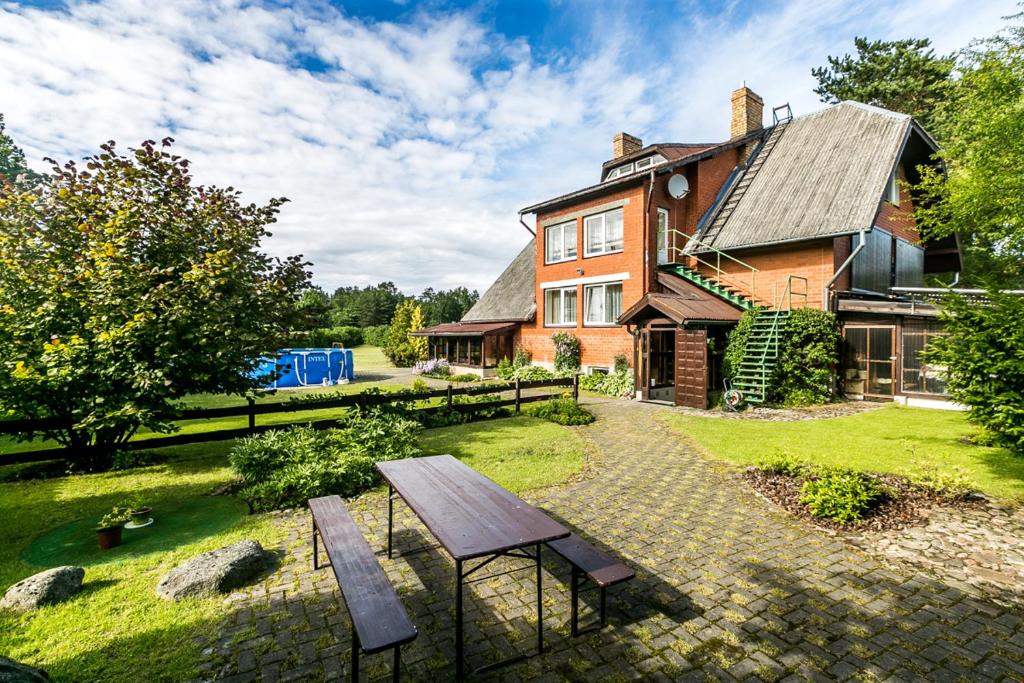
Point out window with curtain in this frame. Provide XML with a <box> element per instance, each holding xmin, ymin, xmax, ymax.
<box><xmin>584</xmin><ymin>282</ymin><xmax>623</xmax><ymax>325</ymax></box>
<box><xmin>544</xmin><ymin>286</ymin><xmax>577</xmax><ymax>326</ymax></box>
<box><xmin>583</xmin><ymin>208</ymin><xmax>624</xmax><ymax>257</ymax></box>
<box><xmin>544</xmin><ymin>221</ymin><xmax>576</xmax><ymax>263</ymax></box>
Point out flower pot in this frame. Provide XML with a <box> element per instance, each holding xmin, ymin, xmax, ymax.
<box><xmin>130</xmin><ymin>507</ymin><xmax>152</xmax><ymax>525</ymax></box>
<box><xmin>97</xmin><ymin>526</ymin><xmax>123</xmax><ymax>550</ymax></box>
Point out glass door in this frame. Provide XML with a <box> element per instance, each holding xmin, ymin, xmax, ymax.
<box><xmin>843</xmin><ymin>326</ymin><xmax>895</xmax><ymax>399</ymax></box>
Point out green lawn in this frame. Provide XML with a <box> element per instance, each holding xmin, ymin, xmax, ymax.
<box><xmin>662</xmin><ymin>404</ymin><xmax>1024</xmax><ymax>503</ymax></box>
<box><xmin>0</xmin><ymin>413</ymin><xmax>584</xmax><ymax>681</ymax></box>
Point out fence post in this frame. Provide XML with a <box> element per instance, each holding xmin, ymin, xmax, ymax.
<box><xmin>573</xmin><ymin>374</ymin><xmax>580</xmax><ymax>402</ymax></box>
<box><xmin>247</xmin><ymin>397</ymin><xmax>256</xmax><ymax>433</ymax></box>
<box><xmin>446</xmin><ymin>384</ymin><xmax>453</xmax><ymax>410</ymax></box>
<box><xmin>514</xmin><ymin>378</ymin><xmax>521</xmax><ymax>415</ymax></box>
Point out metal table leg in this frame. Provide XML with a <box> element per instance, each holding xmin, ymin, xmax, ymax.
<box><xmin>387</xmin><ymin>483</ymin><xmax>394</xmax><ymax>559</ymax></box>
<box><xmin>456</xmin><ymin>558</ymin><xmax>464</xmax><ymax>681</ymax></box>
<box><xmin>536</xmin><ymin>542</ymin><xmax>543</xmax><ymax>654</ymax></box>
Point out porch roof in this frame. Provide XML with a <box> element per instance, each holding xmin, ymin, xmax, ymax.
<box><xmin>618</xmin><ymin>292</ymin><xmax>744</xmax><ymax>326</ymax></box>
<box><xmin>410</xmin><ymin>321</ymin><xmax>519</xmax><ymax>337</ymax></box>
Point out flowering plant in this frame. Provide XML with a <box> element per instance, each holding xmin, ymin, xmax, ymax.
<box><xmin>413</xmin><ymin>358</ymin><xmax>451</xmax><ymax>377</ymax></box>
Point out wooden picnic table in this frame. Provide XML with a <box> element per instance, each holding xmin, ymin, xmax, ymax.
<box><xmin>376</xmin><ymin>454</ymin><xmax>569</xmax><ymax>680</ymax></box>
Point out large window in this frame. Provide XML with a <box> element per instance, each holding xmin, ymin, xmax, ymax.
<box><xmin>545</xmin><ymin>220</ymin><xmax>576</xmax><ymax>264</ymax></box>
<box><xmin>901</xmin><ymin>319</ymin><xmax>949</xmax><ymax>396</ymax></box>
<box><xmin>584</xmin><ymin>282</ymin><xmax>623</xmax><ymax>325</ymax></box>
<box><xmin>584</xmin><ymin>208</ymin><xmax>624</xmax><ymax>257</ymax></box>
<box><xmin>544</xmin><ymin>286</ymin><xmax>577</xmax><ymax>326</ymax></box>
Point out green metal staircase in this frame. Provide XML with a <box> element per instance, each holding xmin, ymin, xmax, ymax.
<box><xmin>732</xmin><ymin>309</ymin><xmax>790</xmax><ymax>404</ymax></box>
<box><xmin>658</xmin><ymin>264</ymin><xmax>757</xmax><ymax>310</ymax></box>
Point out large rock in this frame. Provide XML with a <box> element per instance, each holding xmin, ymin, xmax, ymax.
<box><xmin>156</xmin><ymin>540</ymin><xmax>270</xmax><ymax>601</ymax></box>
<box><xmin>0</xmin><ymin>656</ymin><xmax>49</xmax><ymax>682</ymax></box>
<box><xmin>0</xmin><ymin>566</ymin><xmax>84</xmax><ymax>612</ymax></box>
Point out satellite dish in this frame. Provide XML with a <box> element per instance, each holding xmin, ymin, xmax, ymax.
<box><xmin>667</xmin><ymin>174</ymin><xmax>690</xmax><ymax>199</ymax></box>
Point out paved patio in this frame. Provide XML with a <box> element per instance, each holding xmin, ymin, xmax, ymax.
<box><xmin>199</xmin><ymin>400</ymin><xmax>1024</xmax><ymax>682</ymax></box>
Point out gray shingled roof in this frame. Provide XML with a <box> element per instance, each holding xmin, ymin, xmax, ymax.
<box><xmin>461</xmin><ymin>241</ymin><xmax>536</xmax><ymax>322</ymax></box>
<box><xmin>698</xmin><ymin>102</ymin><xmax>915</xmax><ymax>252</ymax></box>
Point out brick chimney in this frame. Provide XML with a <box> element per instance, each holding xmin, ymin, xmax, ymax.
<box><xmin>612</xmin><ymin>132</ymin><xmax>642</xmax><ymax>159</ymax></box>
<box><xmin>730</xmin><ymin>85</ymin><xmax>764</xmax><ymax>139</ymax></box>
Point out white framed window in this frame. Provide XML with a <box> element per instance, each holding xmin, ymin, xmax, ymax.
<box><xmin>887</xmin><ymin>172</ymin><xmax>901</xmax><ymax>206</ymax></box>
<box><xmin>544</xmin><ymin>220</ymin><xmax>577</xmax><ymax>264</ymax></box>
<box><xmin>656</xmin><ymin>207</ymin><xmax>670</xmax><ymax>265</ymax></box>
<box><xmin>605</xmin><ymin>163</ymin><xmax>633</xmax><ymax>181</ymax></box>
<box><xmin>583</xmin><ymin>208</ymin><xmax>624</xmax><ymax>257</ymax></box>
<box><xmin>544</xmin><ymin>286</ymin><xmax>577</xmax><ymax>326</ymax></box>
<box><xmin>604</xmin><ymin>154</ymin><xmax>665</xmax><ymax>182</ymax></box>
<box><xmin>584</xmin><ymin>282</ymin><xmax>623</xmax><ymax>326</ymax></box>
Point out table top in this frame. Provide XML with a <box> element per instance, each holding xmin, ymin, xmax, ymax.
<box><xmin>376</xmin><ymin>454</ymin><xmax>569</xmax><ymax>561</ymax></box>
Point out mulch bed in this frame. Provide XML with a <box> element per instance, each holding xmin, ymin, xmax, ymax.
<box><xmin>743</xmin><ymin>468</ymin><xmax>984</xmax><ymax>533</ymax></box>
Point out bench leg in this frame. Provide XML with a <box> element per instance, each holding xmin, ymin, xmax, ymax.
<box><xmin>455</xmin><ymin>558</ymin><xmax>464</xmax><ymax>681</ymax></box>
<box><xmin>392</xmin><ymin>646</ymin><xmax>400</xmax><ymax>682</ymax></box>
<box><xmin>536</xmin><ymin>542</ymin><xmax>544</xmax><ymax>655</ymax></box>
<box><xmin>387</xmin><ymin>483</ymin><xmax>394</xmax><ymax>559</ymax></box>
<box><xmin>570</xmin><ymin>565</ymin><xmax>580</xmax><ymax>638</ymax></box>
<box><xmin>351</xmin><ymin>630</ymin><xmax>359</xmax><ymax>682</ymax></box>
<box><xmin>600</xmin><ymin>586</ymin><xmax>607</xmax><ymax>629</ymax></box>
<box><xmin>312</xmin><ymin>521</ymin><xmax>319</xmax><ymax>571</ymax></box>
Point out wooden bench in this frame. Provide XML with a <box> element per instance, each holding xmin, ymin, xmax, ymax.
<box><xmin>310</xmin><ymin>495</ymin><xmax>417</xmax><ymax>682</ymax></box>
<box><xmin>546</xmin><ymin>535</ymin><xmax>635</xmax><ymax>637</ymax></box>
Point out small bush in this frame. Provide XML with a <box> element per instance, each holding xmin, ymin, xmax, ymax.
<box><xmin>757</xmin><ymin>452</ymin><xmax>807</xmax><ymax>478</ymax></box>
<box><xmin>799</xmin><ymin>467</ymin><xmax>886</xmax><ymax>523</ymax></box>
<box><xmin>907</xmin><ymin>462</ymin><xmax>974</xmax><ymax>499</ymax></box>
<box><xmin>230</xmin><ymin>411</ymin><xmax>422</xmax><ymax>511</ymax></box>
<box><xmin>513</xmin><ymin>346</ymin><xmax>532</xmax><ymax>369</ymax></box>
<box><xmin>723</xmin><ymin>309</ymin><xmax>758</xmax><ymax>380</ymax></box>
<box><xmin>551</xmin><ymin>332</ymin><xmax>581</xmax><ymax>374</ymax></box>
<box><xmin>525</xmin><ymin>397</ymin><xmax>595</xmax><ymax>426</ymax></box>
<box><xmin>579</xmin><ymin>369</ymin><xmax>634</xmax><ymax>398</ymax></box>
<box><xmin>413</xmin><ymin>358</ymin><xmax>451</xmax><ymax>378</ymax></box>
<box><xmin>496</xmin><ymin>357</ymin><xmax>514</xmax><ymax>380</ymax></box>
<box><xmin>515</xmin><ymin>365</ymin><xmax>554</xmax><ymax>381</ymax></box>
<box><xmin>362</xmin><ymin>324</ymin><xmax>390</xmax><ymax>347</ymax></box>
<box><xmin>449</xmin><ymin>373</ymin><xmax>478</xmax><ymax>383</ymax></box>
<box><xmin>774</xmin><ymin>308</ymin><xmax>840</xmax><ymax>406</ymax></box>
<box><xmin>613</xmin><ymin>354</ymin><xmax>630</xmax><ymax>374</ymax></box>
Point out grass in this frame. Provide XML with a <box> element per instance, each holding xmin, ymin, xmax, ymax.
<box><xmin>0</xmin><ymin>411</ymin><xmax>585</xmax><ymax>681</ymax></box>
<box><xmin>419</xmin><ymin>416</ymin><xmax>586</xmax><ymax>493</ymax></box>
<box><xmin>662</xmin><ymin>404</ymin><xmax>1024</xmax><ymax>503</ymax></box>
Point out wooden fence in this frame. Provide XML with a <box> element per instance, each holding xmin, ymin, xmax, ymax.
<box><xmin>0</xmin><ymin>376</ymin><xmax>579</xmax><ymax>465</ymax></box>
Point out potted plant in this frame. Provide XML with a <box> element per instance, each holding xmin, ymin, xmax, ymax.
<box><xmin>96</xmin><ymin>506</ymin><xmax>131</xmax><ymax>550</ymax></box>
<box><xmin>126</xmin><ymin>496</ymin><xmax>152</xmax><ymax>526</ymax></box>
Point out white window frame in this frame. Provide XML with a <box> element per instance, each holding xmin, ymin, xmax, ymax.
<box><xmin>583</xmin><ymin>208</ymin><xmax>624</xmax><ymax>258</ymax></box>
<box><xmin>887</xmin><ymin>172</ymin><xmax>901</xmax><ymax>206</ymax></box>
<box><xmin>656</xmin><ymin>207</ymin><xmax>670</xmax><ymax>265</ymax></box>
<box><xmin>544</xmin><ymin>286</ymin><xmax>577</xmax><ymax>327</ymax></box>
<box><xmin>544</xmin><ymin>220</ymin><xmax>576</xmax><ymax>264</ymax></box>
<box><xmin>583</xmin><ymin>282</ymin><xmax>623</xmax><ymax>326</ymax></box>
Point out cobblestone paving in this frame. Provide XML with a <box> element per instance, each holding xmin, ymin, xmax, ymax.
<box><xmin>199</xmin><ymin>400</ymin><xmax>1024</xmax><ymax>682</ymax></box>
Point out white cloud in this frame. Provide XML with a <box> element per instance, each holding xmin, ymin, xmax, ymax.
<box><xmin>0</xmin><ymin>0</ymin><xmax>1012</xmax><ymax>295</ymax></box>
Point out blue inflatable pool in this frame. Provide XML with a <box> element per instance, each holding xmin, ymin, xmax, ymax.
<box><xmin>251</xmin><ymin>348</ymin><xmax>355</xmax><ymax>389</ymax></box>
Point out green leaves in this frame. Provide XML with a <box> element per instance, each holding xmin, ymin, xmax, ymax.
<box><xmin>0</xmin><ymin>137</ymin><xmax>310</xmax><ymax>455</ymax></box>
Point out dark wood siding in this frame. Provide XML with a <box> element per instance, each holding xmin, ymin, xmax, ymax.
<box><xmin>675</xmin><ymin>329</ymin><xmax>708</xmax><ymax>409</ymax></box>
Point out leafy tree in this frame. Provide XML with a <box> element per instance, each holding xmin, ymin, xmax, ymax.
<box><xmin>812</xmin><ymin>37</ymin><xmax>954</xmax><ymax>132</ymax></box>
<box><xmin>0</xmin><ymin>138</ymin><xmax>309</xmax><ymax>467</ymax></box>
<box><xmin>418</xmin><ymin>286</ymin><xmax>479</xmax><ymax>325</ymax></box>
<box><xmin>330</xmin><ymin>282</ymin><xmax>406</xmax><ymax>327</ymax></box>
<box><xmin>0</xmin><ymin>113</ymin><xmax>43</xmax><ymax>189</ymax></box>
<box><xmin>383</xmin><ymin>300</ymin><xmax>427</xmax><ymax>367</ymax></box>
<box><xmin>915</xmin><ymin>13</ymin><xmax>1024</xmax><ymax>287</ymax></box>
<box><xmin>295</xmin><ymin>286</ymin><xmax>331</xmax><ymax>330</ymax></box>
<box><xmin>923</xmin><ymin>291</ymin><xmax>1024</xmax><ymax>454</ymax></box>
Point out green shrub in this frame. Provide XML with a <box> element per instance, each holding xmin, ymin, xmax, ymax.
<box><xmin>757</xmin><ymin>452</ymin><xmax>807</xmax><ymax>477</ymax></box>
<box><xmin>513</xmin><ymin>346</ymin><xmax>532</xmax><ymax>369</ymax></box>
<box><xmin>384</xmin><ymin>301</ymin><xmax>428</xmax><ymax>367</ymax></box>
<box><xmin>551</xmin><ymin>332</ymin><xmax>581</xmax><ymax>374</ymax></box>
<box><xmin>774</xmin><ymin>308</ymin><xmax>840</xmax><ymax>406</ymax></box>
<box><xmin>906</xmin><ymin>461</ymin><xmax>975</xmax><ymax>499</ymax></box>
<box><xmin>723</xmin><ymin>309</ymin><xmax>758</xmax><ymax>380</ymax></box>
<box><xmin>229</xmin><ymin>411</ymin><xmax>422</xmax><ymax>511</ymax></box>
<box><xmin>515</xmin><ymin>365</ymin><xmax>554</xmax><ymax>381</ymax></box>
<box><xmin>496</xmin><ymin>357</ymin><xmax>514</xmax><ymax>380</ymax></box>
<box><xmin>287</xmin><ymin>326</ymin><xmax>363</xmax><ymax>348</ymax></box>
<box><xmin>525</xmin><ymin>397</ymin><xmax>595</xmax><ymax>426</ymax></box>
<box><xmin>613</xmin><ymin>354</ymin><xmax>630</xmax><ymax>374</ymax></box>
<box><xmin>449</xmin><ymin>373</ymin><xmax>478</xmax><ymax>383</ymax></box>
<box><xmin>799</xmin><ymin>467</ymin><xmax>886</xmax><ymax>523</ymax></box>
<box><xmin>923</xmin><ymin>290</ymin><xmax>1024</xmax><ymax>454</ymax></box>
<box><xmin>579</xmin><ymin>369</ymin><xmax>634</xmax><ymax>398</ymax></box>
<box><xmin>362</xmin><ymin>324</ymin><xmax>390</xmax><ymax>347</ymax></box>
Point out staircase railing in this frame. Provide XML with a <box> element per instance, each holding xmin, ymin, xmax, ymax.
<box><xmin>663</xmin><ymin>228</ymin><xmax>759</xmax><ymax>304</ymax></box>
<box><xmin>772</xmin><ymin>275</ymin><xmax>808</xmax><ymax>312</ymax></box>
<box><xmin>753</xmin><ymin>275</ymin><xmax>805</xmax><ymax>400</ymax></box>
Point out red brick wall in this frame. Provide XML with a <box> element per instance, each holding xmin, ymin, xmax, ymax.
<box><xmin>875</xmin><ymin>164</ymin><xmax>919</xmax><ymax>243</ymax></box>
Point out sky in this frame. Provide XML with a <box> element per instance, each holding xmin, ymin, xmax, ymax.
<box><xmin>0</xmin><ymin>0</ymin><xmax>1014</xmax><ymax>295</ymax></box>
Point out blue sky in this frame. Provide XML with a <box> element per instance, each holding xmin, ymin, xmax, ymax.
<box><xmin>0</xmin><ymin>0</ymin><xmax>1014</xmax><ymax>294</ymax></box>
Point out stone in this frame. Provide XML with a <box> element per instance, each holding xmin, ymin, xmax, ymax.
<box><xmin>0</xmin><ymin>655</ymin><xmax>49</xmax><ymax>682</ymax></box>
<box><xmin>157</xmin><ymin>540</ymin><xmax>270</xmax><ymax>601</ymax></box>
<box><xmin>0</xmin><ymin>566</ymin><xmax>84</xmax><ymax>612</ymax></box>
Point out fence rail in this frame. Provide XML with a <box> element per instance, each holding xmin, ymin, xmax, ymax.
<box><xmin>0</xmin><ymin>376</ymin><xmax>579</xmax><ymax>466</ymax></box>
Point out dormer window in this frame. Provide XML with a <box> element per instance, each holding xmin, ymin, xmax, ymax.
<box><xmin>604</xmin><ymin>154</ymin><xmax>666</xmax><ymax>182</ymax></box>
<box><xmin>887</xmin><ymin>171</ymin><xmax>901</xmax><ymax>206</ymax></box>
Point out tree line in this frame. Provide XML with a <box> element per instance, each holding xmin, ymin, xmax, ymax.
<box><xmin>293</xmin><ymin>282</ymin><xmax>478</xmax><ymax>331</ymax></box>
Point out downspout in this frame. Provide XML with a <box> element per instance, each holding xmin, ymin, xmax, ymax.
<box><xmin>824</xmin><ymin>229</ymin><xmax>867</xmax><ymax>311</ymax></box>
<box><xmin>644</xmin><ymin>170</ymin><xmax>655</xmax><ymax>293</ymax></box>
<box><xmin>518</xmin><ymin>212</ymin><xmax>535</xmax><ymax>237</ymax></box>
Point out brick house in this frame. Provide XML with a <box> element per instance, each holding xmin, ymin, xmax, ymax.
<box><xmin>415</xmin><ymin>86</ymin><xmax>961</xmax><ymax>409</ymax></box>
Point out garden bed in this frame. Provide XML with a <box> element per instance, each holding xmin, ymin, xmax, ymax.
<box><xmin>744</xmin><ymin>467</ymin><xmax>984</xmax><ymax>533</ymax></box>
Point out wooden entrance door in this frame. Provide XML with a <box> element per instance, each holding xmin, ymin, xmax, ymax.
<box><xmin>675</xmin><ymin>329</ymin><xmax>708</xmax><ymax>409</ymax></box>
